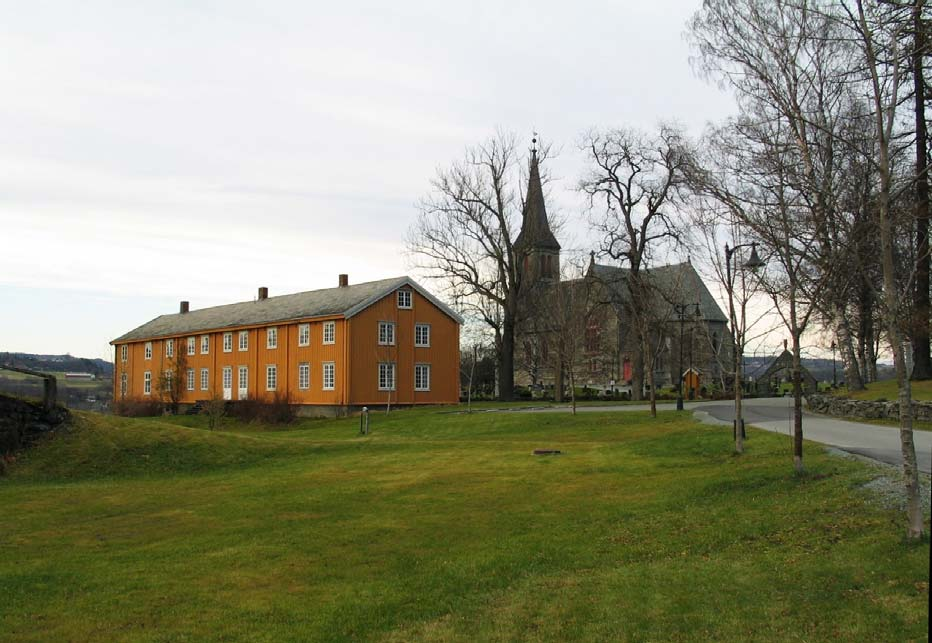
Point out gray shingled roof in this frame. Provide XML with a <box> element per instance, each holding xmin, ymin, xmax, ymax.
<box><xmin>111</xmin><ymin>276</ymin><xmax>462</xmax><ymax>343</ymax></box>
<box><xmin>588</xmin><ymin>262</ymin><xmax>728</xmax><ymax>323</ymax></box>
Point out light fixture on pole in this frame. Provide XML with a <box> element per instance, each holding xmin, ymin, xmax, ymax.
<box><xmin>724</xmin><ymin>241</ymin><xmax>765</xmax><ymax>451</ymax></box>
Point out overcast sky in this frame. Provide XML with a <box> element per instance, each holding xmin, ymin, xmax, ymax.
<box><xmin>2</xmin><ymin>0</ymin><xmax>747</xmax><ymax>361</ymax></box>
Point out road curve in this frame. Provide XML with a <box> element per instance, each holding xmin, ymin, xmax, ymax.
<box><xmin>526</xmin><ymin>397</ymin><xmax>932</xmax><ymax>473</ymax></box>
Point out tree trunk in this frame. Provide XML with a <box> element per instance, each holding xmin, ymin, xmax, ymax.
<box><xmin>834</xmin><ymin>303</ymin><xmax>865</xmax><ymax>391</ymax></box>
<box><xmin>569</xmin><ymin>367</ymin><xmax>576</xmax><ymax>415</ymax></box>
<box><xmin>791</xmin><ymin>331</ymin><xmax>804</xmax><ymax>474</ymax></box>
<box><xmin>911</xmin><ymin>0</ymin><xmax>931</xmax><ymax>380</ymax></box>
<box><xmin>499</xmin><ymin>315</ymin><xmax>515</xmax><ymax>401</ymax></box>
<box><xmin>631</xmin><ymin>347</ymin><xmax>645</xmax><ymax>402</ymax></box>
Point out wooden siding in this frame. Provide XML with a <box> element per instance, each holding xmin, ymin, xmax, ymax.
<box><xmin>113</xmin><ymin>288</ymin><xmax>459</xmax><ymax>406</ymax></box>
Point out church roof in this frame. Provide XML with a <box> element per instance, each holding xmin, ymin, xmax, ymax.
<box><xmin>587</xmin><ymin>261</ymin><xmax>728</xmax><ymax>323</ymax></box>
<box><xmin>514</xmin><ymin>149</ymin><xmax>560</xmax><ymax>252</ymax></box>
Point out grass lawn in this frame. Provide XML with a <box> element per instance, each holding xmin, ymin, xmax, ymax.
<box><xmin>838</xmin><ymin>379</ymin><xmax>932</xmax><ymax>402</ymax></box>
<box><xmin>1</xmin><ymin>409</ymin><xmax>929</xmax><ymax>642</ymax></box>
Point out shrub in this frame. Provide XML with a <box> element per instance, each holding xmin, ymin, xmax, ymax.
<box><xmin>228</xmin><ymin>393</ymin><xmax>296</xmax><ymax>425</ymax></box>
<box><xmin>112</xmin><ymin>397</ymin><xmax>163</xmax><ymax>417</ymax></box>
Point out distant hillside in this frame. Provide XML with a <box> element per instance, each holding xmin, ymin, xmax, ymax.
<box><xmin>0</xmin><ymin>352</ymin><xmax>113</xmax><ymax>377</ymax></box>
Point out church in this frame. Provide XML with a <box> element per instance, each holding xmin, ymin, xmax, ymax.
<box><xmin>513</xmin><ymin>149</ymin><xmax>731</xmax><ymax>400</ymax></box>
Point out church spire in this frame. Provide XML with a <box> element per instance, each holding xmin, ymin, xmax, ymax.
<box><xmin>515</xmin><ymin>138</ymin><xmax>560</xmax><ymax>254</ymax></box>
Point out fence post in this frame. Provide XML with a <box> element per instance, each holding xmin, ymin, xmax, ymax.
<box><xmin>359</xmin><ymin>406</ymin><xmax>369</xmax><ymax>435</ymax></box>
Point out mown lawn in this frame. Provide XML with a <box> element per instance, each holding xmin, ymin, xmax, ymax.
<box><xmin>840</xmin><ymin>379</ymin><xmax>932</xmax><ymax>402</ymax></box>
<box><xmin>0</xmin><ymin>408</ymin><xmax>928</xmax><ymax>642</ymax></box>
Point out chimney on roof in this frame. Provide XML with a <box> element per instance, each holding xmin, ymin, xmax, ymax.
<box><xmin>258</xmin><ymin>287</ymin><xmax>268</xmax><ymax>301</ymax></box>
<box><xmin>180</xmin><ymin>301</ymin><xmax>189</xmax><ymax>314</ymax></box>
<box><xmin>338</xmin><ymin>274</ymin><xmax>348</xmax><ymax>288</ymax></box>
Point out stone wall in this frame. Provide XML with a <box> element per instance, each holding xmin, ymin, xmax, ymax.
<box><xmin>0</xmin><ymin>394</ymin><xmax>70</xmax><ymax>457</ymax></box>
<box><xmin>806</xmin><ymin>393</ymin><xmax>932</xmax><ymax>423</ymax></box>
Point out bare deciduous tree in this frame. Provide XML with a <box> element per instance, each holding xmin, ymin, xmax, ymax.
<box><xmin>407</xmin><ymin>132</ymin><xmax>551</xmax><ymax>401</ymax></box>
<box><xmin>579</xmin><ymin>125</ymin><xmax>691</xmax><ymax>402</ymax></box>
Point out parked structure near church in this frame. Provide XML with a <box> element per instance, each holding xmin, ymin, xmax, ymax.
<box><xmin>513</xmin><ymin>151</ymin><xmax>730</xmax><ymax>398</ymax></box>
<box><xmin>111</xmin><ymin>276</ymin><xmax>461</xmax><ymax>414</ymax></box>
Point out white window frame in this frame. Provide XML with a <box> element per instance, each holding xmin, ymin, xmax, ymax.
<box><xmin>186</xmin><ymin>368</ymin><xmax>195</xmax><ymax>391</ymax></box>
<box><xmin>187</xmin><ymin>337</ymin><xmax>196</xmax><ymax>356</ymax></box>
<box><xmin>200</xmin><ymin>335</ymin><xmax>210</xmax><ymax>354</ymax></box>
<box><xmin>120</xmin><ymin>345</ymin><xmax>128</xmax><ymax>362</ymax></box>
<box><xmin>164</xmin><ymin>370</ymin><xmax>173</xmax><ymax>391</ymax></box>
<box><xmin>222</xmin><ymin>366</ymin><xmax>233</xmax><ymax>398</ymax></box>
<box><xmin>144</xmin><ymin>371</ymin><xmax>151</xmax><ymax>395</ymax></box>
<box><xmin>120</xmin><ymin>372</ymin><xmax>127</xmax><ymax>397</ymax></box>
<box><xmin>239</xmin><ymin>330</ymin><xmax>249</xmax><ymax>351</ymax></box>
<box><xmin>238</xmin><ymin>366</ymin><xmax>248</xmax><ymax>399</ymax></box>
<box><xmin>415</xmin><ymin>323</ymin><xmax>430</xmax><ymax>347</ymax></box>
<box><xmin>145</xmin><ymin>342</ymin><xmax>152</xmax><ymax>360</ymax></box>
<box><xmin>200</xmin><ymin>368</ymin><xmax>209</xmax><ymax>391</ymax></box>
<box><xmin>415</xmin><ymin>363</ymin><xmax>431</xmax><ymax>391</ymax></box>
<box><xmin>223</xmin><ymin>332</ymin><xmax>233</xmax><ymax>352</ymax></box>
<box><xmin>166</xmin><ymin>338</ymin><xmax>174</xmax><ymax>358</ymax></box>
<box><xmin>378</xmin><ymin>321</ymin><xmax>395</xmax><ymax>346</ymax></box>
<box><xmin>378</xmin><ymin>362</ymin><xmax>396</xmax><ymax>391</ymax></box>
<box><xmin>266</xmin><ymin>364</ymin><xmax>277</xmax><ymax>391</ymax></box>
<box><xmin>298</xmin><ymin>323</ymin><xmax>310</xmax><ymax>347</ymax></box>
<box><xmin>298</xmin><ymin>362</ymin><xmax>310</xmax><ymax>389</ymax></box>
<box><xmin>322</xmin><ymin>321</ymin><xmax>335</xmax><ymax>345</ymax></box>
<box><xmin>267</xmin><ymin>327</ymin><xmax>278</xmax><ymax>349</ymax></box>
<box><xmin>322</xmin><ymin>362</ymin><xmax>335</xmax><ymax>390</ymax></box>
<box><xmin>397</xmin><ymin>290</ymin><xmax>412</xmax><ymax>309</ymax></box>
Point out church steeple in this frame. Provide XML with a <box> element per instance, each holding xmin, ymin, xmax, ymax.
<box><xmin>515</xmin><ymin>138</ymin><xmax>560</xmax><ymax>285</ymax></box>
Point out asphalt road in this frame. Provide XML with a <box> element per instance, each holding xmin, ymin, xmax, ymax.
<box><xmin>529</xmin><ymin>397</ymin><xmax>932</xmax><ymax>473</ymax></box>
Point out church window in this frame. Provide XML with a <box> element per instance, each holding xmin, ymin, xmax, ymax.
<box><xmin>585</xmin><ymin>320</ymin><xmax>601</xmax><ymax>352</ymax></box>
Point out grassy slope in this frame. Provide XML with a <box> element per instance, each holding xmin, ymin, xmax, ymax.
<box><xmin>0</xmin><ymin>410</ymin><xmax>928</xmax><ymax>642</ymax></box>
<box><xmin>843</xmin><ymin>379</ymin><xmax>932</xmax><ymax>402</ymax></box>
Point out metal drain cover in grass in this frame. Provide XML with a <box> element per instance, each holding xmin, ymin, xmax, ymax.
<box><xmin>533</xmin><ymin>449</ymin><xmax>562</xmax><ymax>456</ymax></box>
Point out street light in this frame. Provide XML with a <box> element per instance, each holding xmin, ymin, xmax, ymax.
<box><xmin>830</xmin><ymin>340</ymin><xmax>837</xmax><ymax>388</ymax></box>
<box><xmin>724</xmin><ymin>241</ymin><xmax>765</xmax><ymax>451</ymax></box>
<box><xmin>674</xmin><ymin>302</ymin><xmax>702</xmax><ymax>411</ymax></box>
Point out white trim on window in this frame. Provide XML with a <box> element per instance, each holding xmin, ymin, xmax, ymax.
<box><xmin>120</xmin><ymin>372</ymin><xmax>127</xmax><ymax>397</ymax></box>
<box><xmin>166</xmin><ymin>339</ymin><xmax>174</xmax><ymax>358</ymax></box>
<box><xmin>222</xmin><ymin>366</ymin><xmax>233</xmax><ymax>399</ymax></box>
<box><xmin>145</xmin><ymin>342</ymin><xmax>152</xmax><ymax>360</ymax></box>
<box><xmin>378</xmin><ymin>321</ymin><xmax>395</xmax><ymax>346</ymax></box>
<box><xmin>322</xmin><ymin>321</ymin><xmax>335</xmax><ymax>345</ymax></box>
<box><xmin>200</xmin><ymin>335</ymin><xmax>210</xmax><ymax>354</ymax></box>
<box><xmin>144</xmin><ymin>371</ymin><xmax>151</xmax><ymax>395</ymax></box>
<box><xmin>298</xmin><ymin>362</ymin><xmax>310</xmax><ymax>389</ymax></box>
<box><xmin>378</xmin><ymin>362</ymin><xmax>396</xmax><ymax>391</ymax></box>
<box><xmin>238</xmin><ymin>366</ymin><xmax>248</xmax><ymax>399</ymax></box>
<box><xmin>200</xmin><ymin>368</ymin><xmax>209</xmax><ymax>391</ymax></box>
<box><xmin>223</xmin><ymin>332</ymin><xmax>233</xmax><ymax>352</ymax></box>
<box><xmin>266</xmin><ymin>364</ymin><xmax>277</xmax><ymax>391</ymax></box>
<box><xmin>415</xmin><ymin>363</ymin><xmax>431</xmax><ymax>391</ymax></box>
<box><xmin>415</xmin><ymin>323</ymin><xmax>430</xmax><ymax>347</ymax></box>
<box><xmin>186</xmin><ymin>368</ymin><xmax>195</xmax><ymax>391</ymax></box>
<box><xmin>267</xmin><ymin>327</ymin><xmax>278</xmax><ymax>349</ymax></box>
<box><xmin>120</xmin><ymin>345</ymin><xmax>128</xmax><ymax>362</ymax></box>
<box><xmin>298</xmin><ymin>323</ymin><xmax>310</xmax><ymax>347</ymax></box>
<box><xmin>239</xmin><ymin>330</ymin><xmax>249</xmax><ymax>351</ymax></box>
<box><xmin>322</xmin><ymin>362</ymin><xmax>335</xmax><ymax>390</ymax></box>
<box><xmin>397</xmin><ymin>290</ymin><xmax>412</xmax><ymax>309</ymax></box>
<box><xmin>187</xmin><ymin>337</ymin><xmax>196</xmax><ymax>356</ymax></box>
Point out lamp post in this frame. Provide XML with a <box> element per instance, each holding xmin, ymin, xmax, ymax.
<box><xmin>674</xmin><ymin>302</ymin><xmax>701</xmax><ymax>411</ymax></box>
<box><xmin>830</xmin><ymin>340</ymin><xmax>837</xmax><ymax>389</ymax></box>
<box><xmin>725</xmin><ymin>241</ymin><xmax>765</xmax><ymax>452</ymax></box>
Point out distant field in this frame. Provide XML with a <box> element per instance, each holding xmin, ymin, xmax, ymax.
<box><xmin>0</xmin><ymin>409</ymin><xmax>928</xmax><ymax>641</ymax></box>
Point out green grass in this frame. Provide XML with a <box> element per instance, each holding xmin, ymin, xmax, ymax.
<box><xmin>840</xmin><ymin>379</ymin><xmax>932</xmax><ymax>402</ymax></box>
<box><xmin>1</xmin><ymin>409</ymin><xmax>928</xmax><ymax>642</ymax></box>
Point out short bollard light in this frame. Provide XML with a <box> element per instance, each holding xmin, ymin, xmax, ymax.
<box><xmin>359</xmin><ymin>406</ymin><xmax>369</xmax><ymax>435</ymax></box>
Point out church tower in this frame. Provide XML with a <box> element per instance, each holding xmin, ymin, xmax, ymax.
<box><xmin>514</xmin><ymin>143</ymin><xmax>560</xmax><ymax>287</ymax></box>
